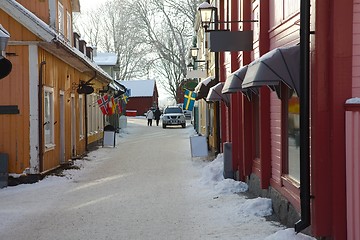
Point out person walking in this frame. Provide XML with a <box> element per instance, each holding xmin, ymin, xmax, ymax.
<box><xmin>154</xmin><ymin>107</ymin><xmax>161</xmax><ymax>126</ymax></box>
<box><xmin>146</xmin><ymin>108</ymin><xmax>154</xmax><ymax>126</ymax></box>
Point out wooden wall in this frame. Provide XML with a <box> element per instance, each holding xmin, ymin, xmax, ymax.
<box><xmin>0</xmin><ymin>44</ymin><xmax>31</xmax><ymax>173</ymax></box>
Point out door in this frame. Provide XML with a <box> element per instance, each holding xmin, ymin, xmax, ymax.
<box><xmin>71</xmin><ymin>94</ymin><xmax>76</xmax><ymax>157</ymax></box>
<box><xmin>59</xmin><ymin>91</ymin><xmax>65</xmax><ymax>163</ymax></box>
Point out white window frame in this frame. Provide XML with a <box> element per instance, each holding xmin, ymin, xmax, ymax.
<box><xmin>44</xmin><ymin>87</ymin><xmax>55</xmax><ymax>149</ymax></box>
<box><xmin>58</xmin><ymin>2</ymin><xmax>64</xmax><ymax>34</ymax></box>
<box><xmin>66</xmin><ymin>11</ymin><xmax>72</xmax><ymax>42</ymax></box>
<box><xmin>79</xmin><ymin>95</ymin><xmax>84</xmax><ymax>139</ymax></box>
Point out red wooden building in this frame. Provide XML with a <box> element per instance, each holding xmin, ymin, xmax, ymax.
<box><xmin>119</xmin><ymin>80</ymin><xmax>159</xmax><ymax>116</ymax></box>
<box><xmin>195</xmin><ymin>0</ymin><xmax>358</xmax><ymax>239</ymax></box>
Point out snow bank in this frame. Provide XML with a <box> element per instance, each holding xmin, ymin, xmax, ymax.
<box><xmin>240</xmin><ymin>197</ymin><xmax>273</xmax><ymax>217</ymax></box>
<box><xmin>200</xmin><ymin>154</ymin><xmax>248</xmax><ymax>194</ymax></box>
<box><xmin>265</xmin><ymin>228</ymin><xmax>316</xmax><ymax>240</ymax></box>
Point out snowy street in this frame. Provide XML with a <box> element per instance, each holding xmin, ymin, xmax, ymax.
<box><xmin>0</xmin><ymin>117</ymin><xmax>315</xmax><ymax>240</ymax></box>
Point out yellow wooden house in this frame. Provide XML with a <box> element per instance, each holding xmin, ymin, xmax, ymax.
<box><xmin>0</xmin><ymin>0</ymin><xmax>112</xmax><ymax>179</ymax></box>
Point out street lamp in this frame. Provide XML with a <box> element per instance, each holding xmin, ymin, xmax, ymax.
<box><xmin>197</xmin><ymin>2</ymin><xmax>217</xmax><ymax>31</ymax></box>
<box><xmin>190</xmin><ymin>46</ymin><xmax>199</xmax><ymax>59</ymax></box>
<box><xmin>0</xmin><ymin>24</ymin><xmax>12</xmax><ymax>80</ymax></box>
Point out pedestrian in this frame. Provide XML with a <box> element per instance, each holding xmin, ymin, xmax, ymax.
<box><xmin>154</xmin><ymin>107</ymin><xmax>161</xmax><ymax>126</ymax></box>
<box><xmin>146</xmin><ymin>108</ymin><xmax>154</xmax><ymax>126</ymax></box>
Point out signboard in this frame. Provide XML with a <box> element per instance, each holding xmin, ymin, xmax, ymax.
<box><xmin>187</xmin><ymin>69</ymin><xmax>207</xmax><ymax>79</ymax></box>
<box><xmin>190</xmin><ymin>135</ymin><xmax>208</xmax><ymax>157</ymax></box>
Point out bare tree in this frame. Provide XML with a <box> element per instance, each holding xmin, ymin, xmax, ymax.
<box><xmin>131</xmin><ymin>0</ymin><xmax>201</xmax><ymax>102</ymax></box>
<box><xmin>73</xmin><ymin>7</ymin><xmax>102</xmax><ymax>47</ymax></box>
<box><xmin>74</xmin><ymin>0</ymin><xmax>201</xmax><ymax>101</ymax></box>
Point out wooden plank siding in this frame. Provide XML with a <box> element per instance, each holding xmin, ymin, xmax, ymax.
<box><xmin>1</xmin><ymin>0</ymin><xmax>109</xmax><ymax>174</ymax></box>
<box><xmin>16</xmin><ymin>0</ymin><xmax>50</xmax><ymax>25</ymax></box>
<box><xmin>345</xmin><ymin>105</ymin><xmax>360</xmax><ymax>240</ymax></box>
<box><xmin>0</xmin><ymin>45</ymin><xmax>30</xmax><ymax>173</ymax></box>
<box><xmin>353</xmin><ymin>1</ymin><xmax>360</xmax><ymax>96</ymax></box>
<box><xmin>267</xmin><ymin>1</ymin><xmax>300</xmax><ymax>209</ymax></box>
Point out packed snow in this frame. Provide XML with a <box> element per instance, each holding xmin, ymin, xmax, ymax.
<box><xmin>0</xmin><ymin>117</ymin><xmax>316</xmax><ymax>240</ymax></box>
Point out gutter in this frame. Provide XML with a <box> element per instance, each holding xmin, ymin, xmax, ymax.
<box><xmin>295</xmin><ymin>0</ymin><xmax>311</xmax><ymax>233</ymax></box>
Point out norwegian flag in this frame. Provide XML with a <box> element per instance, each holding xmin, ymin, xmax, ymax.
<box><xmin>97</xmin><ymin>95</ymin><xmax>109</xmax><ymax>115</ymax></box>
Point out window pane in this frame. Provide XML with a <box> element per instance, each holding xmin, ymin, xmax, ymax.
<box><xmin>44</xmin><ymin>90</ymin><xmax>53</xmax><ymax>145</ymax></box>
<box><xmin>287</xmin><ymin>92</ymin><xmax>300</xmax><ymax>182</ymax></box>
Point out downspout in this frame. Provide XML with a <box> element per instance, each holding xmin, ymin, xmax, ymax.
<box><xmin>84</xmin><ymin>72</ymin><xmax>97</xmax><ymax>152</ymax></box>
<box><xmin>295</xmin><ymin>0</ymin><xmax>311</xmax><ymax>233</ymax></box>
<box><xmin>214</xmin><ymin>7</ymin><xmax>221</xmax><ymax>154</ymax></box>
<box><xmin>38</xmin><ymin>61</ymin><xmax>46</xmax><ymax>173</ymax></box>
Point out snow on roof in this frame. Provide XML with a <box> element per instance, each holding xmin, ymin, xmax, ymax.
<box><xmin>119</xmin><ymin>80</ymin><xmax>156</xmax><ymax>97</ymax></box>
<box><xmin>93</xmin><ymin>52</ymin><xmax>117</xmax><ymax>66</ymax></box>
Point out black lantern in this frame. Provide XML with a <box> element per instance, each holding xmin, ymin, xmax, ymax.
<box><xmin>197</xmin><ymin>2</ymin><xmax>216</xmax><ymax>30</ymax></box>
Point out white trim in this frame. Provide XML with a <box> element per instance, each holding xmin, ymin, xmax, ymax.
<box><xmin>29</xmin><ymin>45</ymin><xmax>39</xmax><ymax>174</ymax></box>
<box><xmin>44</xmin><ymin>86</ymin><xmax>55</xmax><ymax>149</ymax></box>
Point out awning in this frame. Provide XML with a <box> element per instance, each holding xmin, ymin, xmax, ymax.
<box><xmin>242</xmin><ymin>45</ymin><xmax>300</xmax><ymax>97</ymax></box>
<box><xmin>194</xmin><ymin>76</ymin><xmax>217</xmax><ymax>100</ymax></box>
<box><xmin>222</xmin><ymin>65</ymin><xmax>258</xmax><ymax>100</ymax></box>
<box><xmin>206</xmin><ymin>82</ymin><xmax>230</xmax><ymax>106</ymax></box>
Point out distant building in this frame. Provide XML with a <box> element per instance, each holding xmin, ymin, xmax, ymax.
<box><xmin>119</xmin><ymin>80</ymin><xmax>159</xmax><ymax>116</ymax></box>
<box><xmin>93</xmin><ymin>52</ymin><xmax>118</xmax><ymax>80</ymax></box>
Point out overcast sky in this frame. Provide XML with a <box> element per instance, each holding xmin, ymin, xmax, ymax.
<box><xmin>79</xmin><ymin>0</ymin><xmax>104</xmax><ymax>11</ymax></box>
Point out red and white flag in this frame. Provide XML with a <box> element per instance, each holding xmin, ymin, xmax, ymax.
<box><xmin>97</xmin><ymin>95</ymin><xmax>109</xmax><ymax>115</ymax></box>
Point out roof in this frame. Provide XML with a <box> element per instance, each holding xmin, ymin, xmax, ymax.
<box><xmin>119</xmin><ymin>80</ymin><xmax>156</xmax><ymax>97</ymax></box>
<box><xmin>0</xmin><ymin>0</ymin><xmax>112</xmax><ymax>82</ymax></box>
<box><xmin>93</xmin><ymin>52</ymin><xmax>117</xmax><ymax>66</ymax></box>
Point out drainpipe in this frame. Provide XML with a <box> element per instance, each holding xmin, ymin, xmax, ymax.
<box><xmin>38</xmin><ymin>61</ymin><xmax>46</xmax><ymax>173</ymax></box>
<box><xmin>84</xmin><ymin>72</ymin><xmax>97</xmax><ymax>152</ymax></box>
<box><xmin>295</xmin><ymin>0</ymin><xmax>311</xmax><ymax>233</ymax></box>
<box><xmin>214</xmin><ymin>6</ymin><xmax>221</xmax><ymax>154</ymax></box>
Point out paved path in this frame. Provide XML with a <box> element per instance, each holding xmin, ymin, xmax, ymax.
<box><xmin>0</xmin><ymin>117</ymin><xmax>282</xmax><ymax>240</ymax></box>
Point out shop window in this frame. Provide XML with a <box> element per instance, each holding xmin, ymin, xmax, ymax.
<box><xmin>253</xmin><ymin>95</ymin><xmax>260</xmax><ymax>159</ymax></box>
<box><xmin>282</xmin><ymin>86</ymin><xmax>300</xmax><ymax>183</ymax></box>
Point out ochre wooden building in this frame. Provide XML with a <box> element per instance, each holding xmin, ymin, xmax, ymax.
<box><xmin>0</xmin><ymin>0</ymin><xmax>112</xmax><ymax>177</ymax></box>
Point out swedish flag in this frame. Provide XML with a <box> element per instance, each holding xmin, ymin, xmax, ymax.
<box><xmin>183</xmin><ymin>89</ymin><xmax>196</xmax><ymax>111</ymax></box>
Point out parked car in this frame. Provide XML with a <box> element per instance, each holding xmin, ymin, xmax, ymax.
<box><xmin>162</xmin><ymin>106</ymin><xmax>186</xmax><ymax>128</ymax></box>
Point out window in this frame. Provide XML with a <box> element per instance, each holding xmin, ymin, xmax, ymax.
<box><xmin>79</xmin><ymin>95</ymin><xmax>84</xmax><ymax>139</ymax></box>
<box><xmin>44</xmin><ymin>87</ymin><xmax>55</xmax><ymax>148</ymax></box>
<box><xmin>283</xmin><ymin>87</ymin><xmax>300</xmax><ymax>183</ymax></box>
<box><xmin>58</xmin><ymin>2</ymin><xmax>64</xmax><ymax>34</ymax></box>
<box><xmin>66</xmin><ymin>11</ymin><xmax>72</xmax><ymax>42</ymax></box>
<box><xmin>287</xmin><ymin>91</ymin><xmax>300</xmax><ymax>182</ymax></box>
<box><xmin>253</xmin><ymin>95</ymin><xmax>260</xmax><ymax>159</ymax></box>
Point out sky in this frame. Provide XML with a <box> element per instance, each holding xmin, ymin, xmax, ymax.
<box><xmin>0</xmin><ymin>117</ymin><xmax>316</xmax><ymax>240</ymax></box>
<box><xmin>79</xmin><ymin>0</ymin><xmax>104</xmax><ymax>11</ymax></box>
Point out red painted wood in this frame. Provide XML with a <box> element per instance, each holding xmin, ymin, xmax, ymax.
<box><xmin>345</xmin><ymin>109</ymin><xmax>360</xmax><ymax>240</ymax></box>
<box><xmin>311</xmin><ymin>1</ymin><xmax>352</xmax><ymax>238</ymax></box>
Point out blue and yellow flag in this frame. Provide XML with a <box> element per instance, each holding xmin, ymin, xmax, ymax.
<box><xmin>183</xmin><ymin>89</ymin><xmax>196</xmax><ymax>111</ymax></box>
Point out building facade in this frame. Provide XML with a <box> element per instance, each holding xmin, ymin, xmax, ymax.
<box><xmin>193</xmin><ymin>0</ymin><xmax>359</xmax><ymax>239</ymax></box>
<box><xmin>0</xmin><ymin>0</ymin><xmax>112</xmax><ymax>180</ymax></box>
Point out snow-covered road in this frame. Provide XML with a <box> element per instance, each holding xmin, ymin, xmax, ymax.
<box><xmin>0</xmin><ymin>117</ymin><xmax>315</xmax><ymax>240</ymax></box>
